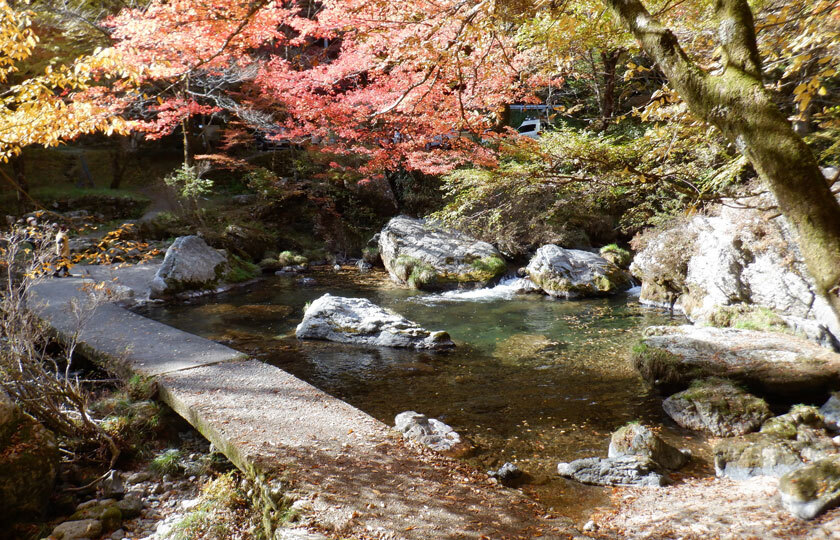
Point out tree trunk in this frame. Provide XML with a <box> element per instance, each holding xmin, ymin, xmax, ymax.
<box><xmin>10</xmin><ymin>153</ymin><xmax>28</xmax><ymax>197</ymax></box>
<box><xmin>597</xmin><ymin>49</ymin><xmax>622</xmax><ymax>131</ymax></box>
<box><xmin>110</xmin><ymin>135</ymin><xmax>132</xmax><ymax>190</ymax></box>
<box><xmin>603</xmin><ymin>0</ymin><xmax>840</xmax><ymax>324</ymax></box>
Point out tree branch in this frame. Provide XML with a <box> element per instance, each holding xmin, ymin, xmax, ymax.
<box><xmin>601</xmin><ymin>0</ymin><xmax>713</xmax><ymax>117</ymax></box>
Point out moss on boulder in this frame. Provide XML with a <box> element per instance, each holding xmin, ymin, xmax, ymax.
<box><xmin>662</xmin><ymin>378</ymin><xmax>771</xmax><ymax>437</ymax></box>
<box><xmin>526</xmin><ymin>244</ymin><xmax>631</xmax><ymax>298</ymax></box>
<box><xmin>779</xmin><ymin>454</ymin><xmax>840</xmax><ymax>519</ymax></box>
<box><xmin>379</xmin><ymin>216</ymin><xmax>507</xmax><ymax>290</ymax></box>
<box><xmin>608</xmin><ymin>423</ymin><xmax>689</xmax><ymax>470</ymax></box>
<box><xmin>600</xmin><ymin>244</ymin><xmax>632</xmax><ymax>269</ymax></box>
<box><xmin>632</xmin><ymin>325</ymin><xmax>840</xmax><ymax>400</ymax></box>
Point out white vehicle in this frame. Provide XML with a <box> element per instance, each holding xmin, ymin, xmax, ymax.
<box><xmin>516</xmin><ymin>118</ymin><xmax>543</xmax><ymax>139</ymax></box>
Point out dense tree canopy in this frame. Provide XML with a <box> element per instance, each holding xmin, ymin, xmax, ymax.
<box><xmin>1</xmin><ymin>0</ymin><xmax>838</xmax><ymax>316</ymax></box>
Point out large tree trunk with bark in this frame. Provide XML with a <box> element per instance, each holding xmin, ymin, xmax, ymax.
<box><xmin>603</xmin><ymin>0</ymin><xmax>840</xmax><ymax>326</ymax></box>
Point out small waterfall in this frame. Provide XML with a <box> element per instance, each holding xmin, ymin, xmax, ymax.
<box><xmin>413</xmin><ymin>276</ymin><xmax>537</xmax><ymax>304</ymax></box>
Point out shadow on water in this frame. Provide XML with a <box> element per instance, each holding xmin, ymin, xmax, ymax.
<box><xmin>137</xmin><ymin>268</ymin><xmax>710</xmax><ymax>521</ymax></box>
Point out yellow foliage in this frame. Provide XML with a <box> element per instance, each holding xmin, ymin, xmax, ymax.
<box><xmin>0</xmin><ymin>1</ymin><xmax>139</xmax><ymax>160</ymax></box>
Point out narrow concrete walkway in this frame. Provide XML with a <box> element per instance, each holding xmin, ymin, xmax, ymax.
<box><xmin>30</xmin><ymin>268</ymin><xmax>570</xmax><ymax>540</ymax></box>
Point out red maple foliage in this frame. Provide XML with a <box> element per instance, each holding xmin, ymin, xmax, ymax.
<box><xmin>106</xmin><ymin>0</ymin><xmax>543</xmax><ymax>174</ymax></box>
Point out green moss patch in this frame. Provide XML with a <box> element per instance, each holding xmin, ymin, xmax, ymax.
<box><xmin>468</xmin><ymin>255</ymin><xmax>508</xmax><ymax>281</ymax></box>
<box><xmin>225</xmin><ymin>254</ymin><xmax>261</xmax><ymax>283</ymax></box>
<box><xmin>600</xmin><ymin>244</ymin><xmax>632</xmax><ymax>268</ymax></box>
<box><xmin>706</xmin><ymin>305</ymin><xmax>790</xmax><ymax>333</ymax></box>
<box><xmin>630</xmin><ymin>340</ymin><xmax>686</xmax><ymax>388</ymax></box>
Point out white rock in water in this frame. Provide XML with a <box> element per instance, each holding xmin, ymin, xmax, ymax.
<box><xmin>526</xmin><ymin>244</ymin><xmax>631</xmax><ymax>298</ymax></box>
<box><xmin>150</xmin><ymin>236</ymin><xmax>228</xmax><ymax>298</ymax></box>
<box><xmin>295</xmin><ymin>294</ymin><xmax>454</xmax><ymax>350</ymax></box>
<box><xmin>378</xmin><ymin>215</ymin><xmax>506</xmax><ymax>289</ymax></box>
<box><xmin>394</xmin><ymin>411</ymin><xmax>471</xmax><ymax>457</ymax></box>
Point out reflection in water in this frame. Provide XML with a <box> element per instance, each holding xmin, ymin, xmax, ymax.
<box><xmin>137</xmin><ymin>269</ymin><xmax>706</xmax><ymax>520</ymax></box>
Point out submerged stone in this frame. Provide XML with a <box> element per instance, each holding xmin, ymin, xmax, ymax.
<box><xmin>378</xmin><ymin>216</ymin><xmax>507</xmax><ymax>290</ymax></box>
<box><xmin>295</xmin><ymin>294</ymin><xmax>454</xmax><ymax>350</ymax></box>
<box><xmin>557</xmin><ymin>456</ymin><xmax>667</xmax><ymax>487</ymax></box>
<box><xmin>492</xmin><ymin>333</ymin><xmax>563</xmax><ymax>364</ymax></box>
<box><xmin>394</xmin><ymin>411</ymin><xmax>471</xmax><ymax>457</ymax></box>
<box><xmin>526</xmin><ymin>244</ymin><xmax>631</xmax><ymax>298</ymax></box>
<box><xmin>662</xmin><ymin>378</ymin><xmax>771</xmax><ymax>437</ymax></box>
<box><xmin>220</xmin><ymin>304</ymin><xmax>294</xmax><ymax>325</ymax></box>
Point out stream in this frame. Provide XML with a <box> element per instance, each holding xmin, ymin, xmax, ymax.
<box><xmin>137</xmin><ymin>268</ymin><xmax>711</xmax><ymax>520</ymax></box>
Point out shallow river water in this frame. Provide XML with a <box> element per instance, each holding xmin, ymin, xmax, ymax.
<box><xmin>138</xmin><ymin>268</ymin><xmax>710</xmax><ymax>521</ymax></box>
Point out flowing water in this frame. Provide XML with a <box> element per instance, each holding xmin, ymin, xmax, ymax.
<box><xmin>137</xmin><ymin>269</ymin><xmax>709</xmax><ymax>521</ymax></box>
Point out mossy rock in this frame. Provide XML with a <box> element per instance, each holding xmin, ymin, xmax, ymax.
<box><xmin>526</xmin><ymin>244</ymin><xmax>631</xmax><ymax>298</ymax></box>
<box><xmin>761</xmin><ymin>405</ymin><xmax>825</xmax><ymax>440</ymax></box>
<box><xmin>224</xmin><ymin>254</ymin><xmax>261</xmax><ymax>283</ymax></box>
<box><xmin>600</xmin><ymin>244</ymin><xmax>632</xmax><ymax>269</ymax></box>
<box><xmin>71</xmin><ymin>500</ymin><xmax>122</xmax><ymax>532</ymax></box>
<box><xmin>631</xmin><ymin>325</ymin><xmax>840</xmax><ymax>400</ymax></box>
<box><xmin>706</xmin><ymin>304</ymin><xmax>790</xmax><ymax>334</ymax></box>
<box><xmin>630</xmin><ymin>340</ymin><xmax>689</xmax><ymax>391</ymax></box>
<box><xmin>713</xmin><ymin>432</ymin><xmax>805</xmax><ymax>480</ymax></box>
<box><xmin>379</xmin><ymin>216</ymin><xmax>507</xmax><ymax>290</ymax></box>
<box><xmin>0</xmin><ymin>414</ymin><xmax>58</xmax><ymax>523</ymax></box>
<box><xmin>779</xmin><ymin>454</ymin><xmax>840</xmax><ymax>519</ymax></box>
<box><xmin>662</xmin><ymin>378</ymin><xmax>771</xmax><ymax>437</ymax></box>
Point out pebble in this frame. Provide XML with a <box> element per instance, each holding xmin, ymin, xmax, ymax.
<box><xmin>111</xmin><ymin>529</ymin><xmax>126</xmax><ymax>540</ymax></box>
<box><xmin>583</xmin><ymin>520</ymin><xmax>598</xmax><ymax>532</ymax></box>
<box><xmin>181</xmin><ymin>498</ymin><xmax>201</xmax><ymax>510</ymax></box>
<box><xmin>76</xmin><ymin>499</ymin><xmax>102</xmax><ymax>511</ymax></box>
<box><xmin>127</xmin><ymin>472</ymin><xmax>151</xmax><ymax>485</ymax></box>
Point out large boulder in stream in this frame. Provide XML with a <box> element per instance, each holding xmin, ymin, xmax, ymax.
<box><xmin>150</xmin><ymin>235</ymin><xmax>229</xmax><ymax>298</ymax></box>
<box><xmin>378</xmin><ymin>216</ymin><xmax>507</xmax><ymax>290</ymax></box>
<box><xmin>0</xmin><ymin>390</ymin><xmax>58</xmax><ymax>522</ymax></box>
<box><xmin>662</xmin><ymin>378</ymin><xmax>772</xmax><ymax>437</ymax></box>
<box><xmin>526</xmin><ymin>244</ymin><xmax>631</xmax><ymax>298</ymax></box>
<box><xmin>295</xmin><ymin>294</ymin><xmax>454</xmax><ymax>350</ymax></box>
<box><xmin>629</xmin><ymin>171</ymin><xmax>840</xmax><ymax>348</ymax></box>
<box><xmin>631</xmin><ymin>325</ymin><xmax>840</xmax><ymax>399</ymax></box>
